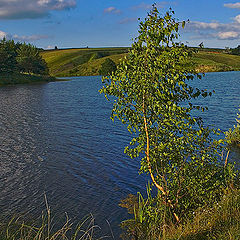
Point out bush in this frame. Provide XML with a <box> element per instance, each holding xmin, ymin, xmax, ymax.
<box><xmin>99</xmin><ymin>58</ymin><xmax>117</xmax><ymax>76</ymax></box>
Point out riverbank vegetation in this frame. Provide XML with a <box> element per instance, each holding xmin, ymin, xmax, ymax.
<box><xmin>0</xmin><ymin>201</ymin><xmax>104</xmax><ymax>240</ymax></box>
<box><xmin>0</xmin><ymin>72</ymin><xmax>56</xmax><ymax>86</ymax></box>
<box><xmin>120</xmin><ymin>188</ymin><xmax>240</xmax><ymax>239</ymax></box>
<box><xmin>101</xmin><ymin>5</ymin><xmax>240</xmax><ymax>240</ymax></box>
<box><xmin>0</xmin><ymin>38</ymin><xmax>54</xmax><ymax>85</ymax></box>
<box><xmin>226</xmin><ymin>108</ymin><xmax>240</xmax><ymax>147</ymax></box>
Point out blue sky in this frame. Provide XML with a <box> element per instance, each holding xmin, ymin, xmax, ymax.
<box><xmin>1</xmin><ymin>0</ymin><xmax>240</xmax><ymax>49</ymax></box>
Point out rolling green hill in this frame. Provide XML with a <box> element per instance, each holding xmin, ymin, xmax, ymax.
<box><xmin>41</xmin><ymin>47</ymin><xmax>240</xmax><ymax>77</ymax></box>
<box><xmin>40</xmin><ymin>47</ymin><xmax>128</xmax><ymax>77</ymax></box>
<box><xmin>193</xmin><ymin>51</ymin><xmax>240</xmax><ymax>72</ymax></box>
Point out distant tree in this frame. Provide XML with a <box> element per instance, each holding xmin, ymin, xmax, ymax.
<box><xmin>55</xmin><ymin>46</ymin><xmax>58</xmax><ymax>50</ymax></box>
<box><xmin>198</xmin><ymin>42</ymin><xmax>204</xmax><ymax>48</ymax></box>
<box><xmin>231</xmin><ymin>45</ymin><xmax>240</xmax><ymax>55</ymax></box>
<box><xmin>224</xmin><ymin>47</ymin><xmax>230</xmax><ymax>54</ymax></box>
<box><xmin>99</xmin><ymin>58</ymin><xmax>117</xmax><ymax>76</ymax></box>
<box><xmin>16</xmin><ymin>43</ymin><xmax>49</xmax><ymax>75</ymax></box>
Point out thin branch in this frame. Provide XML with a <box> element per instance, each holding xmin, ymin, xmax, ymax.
<box><xmin>224</xmin><ymin>150</ymin><xmax>230</xmax><ymax>168</ymax></box>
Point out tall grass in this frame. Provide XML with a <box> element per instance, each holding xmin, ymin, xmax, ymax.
<box><xmin>120</xmin><ymin>189</ymin><xmax>240</xmax><ymax>240</ymax></box>
<box><xmin>0</xmin><ymin>196</ymin><xmax>113</xmax><ymax>240</ymax></box>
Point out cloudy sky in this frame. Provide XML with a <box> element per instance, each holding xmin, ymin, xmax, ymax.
<box><xmin>1</xmin><ymin>0</ymin><xmax>240</xmax><ymax>49</ymax></box>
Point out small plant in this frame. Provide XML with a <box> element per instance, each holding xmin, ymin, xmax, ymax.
<box><xmin>226</xmin><ymin>107</ymin><xmax>240</xmax><ymax>147</ymax></box>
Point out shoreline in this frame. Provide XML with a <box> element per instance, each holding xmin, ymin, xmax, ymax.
<box><xmin>0</xmin><ymin>72</ymin><xmax>63</xmax><ymax>87</ymax></box>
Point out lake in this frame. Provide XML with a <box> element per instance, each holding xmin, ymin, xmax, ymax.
<box><xmin>0</xmin><ymin>72</ymin><xmax>239</xmax><ymax>239</ymax></box>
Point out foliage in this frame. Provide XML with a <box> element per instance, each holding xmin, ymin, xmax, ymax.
<box><xmin>100</xmin><ymin>5</ymin><xmax>236</xmax><ymax>238</ymax></box>
<box><xmin>121</xmin><ymin>188</ymin><xmax>240</xmax><ymax>240</ymax></box>
<box><xmin>0</xmin><ymin>72</ymin><xmax>55</xmax><ymax>86</ymax></box>
<box><xmin>230</xmin><ymin>45</ymin><xmax>240</xmax><ymax>55</ymax></box>
<box><xmin>226</xmin><ymin>107</ymin><xmax>240</xmax><ymax>147</ymax></box>
<box><xmin>16</xmin><ymin>43</ymin><xmax>49</xmax><ymax>75</ymax></box>
<box><xmin>0</xmin><ymin>37</ymin><xmax>19</xmax><ymax>73</ymax></box>
<box><xmin>99</xmin><ymin>58</ymin><xmax>117</xmax><ymax>76</ymax></box>
<box><xmin>0</xmin><ymin>38</ymin><xmax>49</xmax><ymax>76</ymax></box>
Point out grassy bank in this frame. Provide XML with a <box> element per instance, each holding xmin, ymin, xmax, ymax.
<box><xmin>0</xmin><ymin>72</ymin><xmax>56</xmax><ymax>86</ymax></box>
<box><xmin>0</xmin><ymin>190</ymin><xmax>240</xmax><ymax>240</ymax></box>
<box><xmin>168</xmin><ymin>189</ymin><xmax>240</xmax><ymax>240</ymax></box>
<box><xmin>120</xmin><ymin>189</ymin><xmax>240</xmax><ymax>240</ymax></box>
<box><xmin>41</xmin><ymin>47</ymin><xmax>240</xmax><ymax>77</ymax></box>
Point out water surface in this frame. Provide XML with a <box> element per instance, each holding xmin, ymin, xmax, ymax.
<box><xmin>0</xmin><ymin>72</ymin><xmax>239</xmax><ymax>238</ymax></box>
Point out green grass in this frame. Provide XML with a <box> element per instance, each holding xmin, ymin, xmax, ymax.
<box><xmin>0</xmin><ymin>72</ymin><xmax>56</xmax><ymax>86</ymax></box>
<box><xmin>41</xmin><ymin>47</ymin><xmax>240</xmax><ymax>77</ymax></box>
<box><xmin>193</xmin><ymin>52</ymin><xmax>240</xmax><ymax>72</ymax></box>
<box><xmin>2</xmin><ymin>190</ymin><xmax>240</xmax><ymax>240</ymax></box>
<box><xmin>121</xmin><ymin>190</ymin><xmax>240</xmax><ymax>240</ymax></box>
<box><xmin>41</xmin><ymin>47</ymin><xmax>128</xmax><ymax>77</ymax></box>
<box><xmin>171</xmin><ymin>189</ymin><xmax>240</xmax><ymax>240</ymax></box>
<box><xmin>0</xmin><ymin>214</ymin><xmax>103</xmax><ymax>240</ymax></box>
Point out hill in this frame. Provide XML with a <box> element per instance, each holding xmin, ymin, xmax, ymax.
<box><xmin>40</xmin><ymin>47</ymin><xmax>128</xmax><ymax>77</ymax></box>
<box><xmin>193</xmin><ymin>51</ymin><xmax>240</xmax><ymax>72</ymax></box>
<box><xmin>40</xmin><ymin>47</ymin><xmax>240</xmax><ymax>77</ymax></box>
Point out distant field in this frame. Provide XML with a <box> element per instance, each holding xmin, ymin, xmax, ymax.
<box><xmin>41</xmin><ymin>47</ymin><xmax>240</xmax><ymax>77</ymax></box>
<box><xmin>193</xmin><ymin>51</ymin><xmax>240</xmax><ymax>72</ymax></box>
<box><xmin>40</xmin><ymin>47</ymin><xmax>128</xmax><ymax>77</ymax></box>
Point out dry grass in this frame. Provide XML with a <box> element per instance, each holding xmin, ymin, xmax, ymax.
<box><xmin>0</xmin><ymin>196</ymin><xmax>113</xmax><ymax>240</ymax></box>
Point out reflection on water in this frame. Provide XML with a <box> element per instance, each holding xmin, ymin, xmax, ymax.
<box><xmin>0</xmin><ymin>73</ymin><xmax>239</xmax><ymax>238</ymax></box>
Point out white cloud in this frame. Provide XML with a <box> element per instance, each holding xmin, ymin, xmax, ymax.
<box><xmin>104</xmin><ymin>7</ymin><xmax>121</xmax><ymax>14</ymax></box>
<box><xmin>187</xmin><ymin>20</ymin><xmax>240</xmax><ymax>32</ymax></box>
<box><xmin>131</xmin><ymin>1</ymin><xmax>174</xmax><ymax>11</ymax></box>
<box><xmin>132</xmin><ymin>2</ymin><xmax>153</xmax><ymax>10</ymax></box>
<box><xmin>13</xmin><ymin>34</ymin><xmax>49</xmax><ymax>41</ymax></box>
<box><xmin>119</xmin><ymin>17</ymin><xmax>138</xmax><ymax>24</ymax></box>
<box><xmin>188</xmin><ymin>21</ymin><xmax>222</xmax><ymax>30</ymax></box>
<box><xmin>0</xmin><ymin>30</ymin><xmax>7</xmax><ymax>39</ymax></box>
<box><xmin>0</xmin><ymin>29</ymin><xmax>49</xmax><ymax>42</ymax></box>
<box><xmin>234</xmin><ymin>14</ymin><xmax>240</xmax><ymax>23</ymax></box>
<box><xmin>46</xmin><ymin>45</ymin><xmax>54</xmax><ymax>49</ymax></box>
<box><xmin>0</xmin><ymin>0</ymin><xmax>76</xmax><ymax>19</ymax></box>
<box><xmin>185</xmin><ymin>19</ymin><xmax>240</xmax><ymax>41</ymax></box>
<box><xmin>217</xmin><ymin>31</ymin><xmax>239</xmax><ymax>40</ymax></box>
<box><xmin>224</xmin><ymin>2</ymin><xmax>240</xmax><ymax>9</ymax></box>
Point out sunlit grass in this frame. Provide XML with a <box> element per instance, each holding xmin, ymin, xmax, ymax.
<box><xmin>41</xmin><ymin>47</ymin><xmax>240</xmax><ymax>77</ymax></box>
<box><xmin>120</xmin><ymin>190</ymin><xmax>240</xmax><ymax>240</ymax></box>
<box><xmin>0</xmin><ymin>196</ymin><xmax>113</xmax><ymax>240</ymax></box>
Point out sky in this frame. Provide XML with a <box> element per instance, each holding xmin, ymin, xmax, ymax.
<box><xmin>1</xmin><ymin>0</ymin><xmax>240</xmax><ymax>49</ymax></box>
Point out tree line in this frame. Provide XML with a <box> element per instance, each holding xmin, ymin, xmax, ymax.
<box><xmin>0</xmin><ymin>37</ymin><xmax>49</xmax><ymax>75</ymax></box>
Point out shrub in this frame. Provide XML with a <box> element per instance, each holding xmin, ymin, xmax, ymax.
<box><xmin>98</xmin><ymin>58</ymin><xmax>117</xmax><ymax>76</ymax></box>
